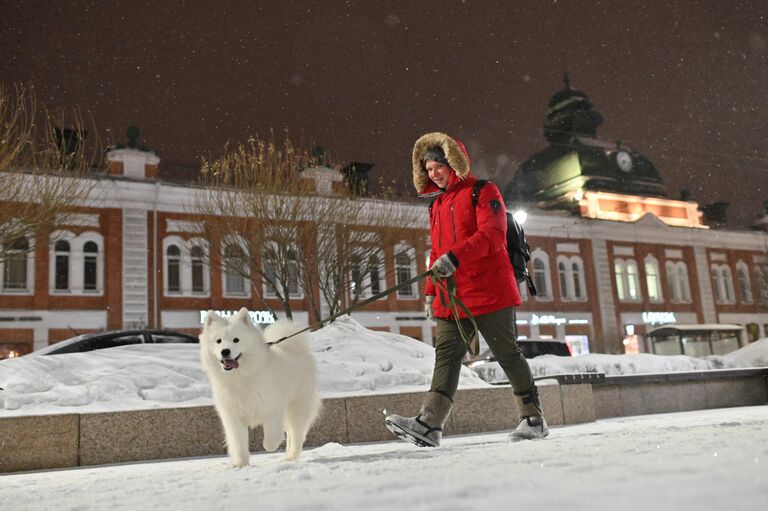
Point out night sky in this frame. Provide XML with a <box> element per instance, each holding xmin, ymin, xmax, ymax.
<box><xmin>2</xmin><ymin>0</ymin><xmax>766</xmax><ymax>226</ymax></box>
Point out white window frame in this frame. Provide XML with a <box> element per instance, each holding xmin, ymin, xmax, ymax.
<box><xmin>644</xmin><ymin>255</ymin><xmax>663</xmax><ymax>303</ymax></box>
<box><xmin>49</xmin><ymin>230</ymin><xmax>104</xmax><ymax>295</ymax></box>
<box><xmin>756</xmin><ymin>265</ymin><xmax>768</xmax><ymax>304</ymax></box>
<box><xmin>221</xmin><ymin>236</ymin><xmax>251</xmax><ymax>298</ymax></box>
<box><xmin>348</xmin><ymin>248</ymin><xmax>385</xmax><ymax>300</ymax></box>
<box><xmin>0</xmin><ymin>235</ymin><xmax>34</xmax><ymax>294</ymax></box>
<box><xmin>735</xmin><ymin>261</ymin><xmax>753</xmax><ymax>304</ymax></box>
<box><xmin>262</xmin><ymin>241</ymin><xmax>304</xmax><ymax>299</ymax></box>
<box><xmin>614</xmin><ymin>258</ymin><xmax>641</xmax><ymax>302</ymax></box>
<box><xmin>557</xmin><ymin>254</ymin><xmax>587</xmax><ymax>301</ymax></box>
<box><xmin>162</xmin><ymin>236</ymin><xmax>210</xmax><ymax>297</ymax></box>
<box><xmin>666</xmin><ymin>260</ymin><xmax>691</xmax><ymax>304</ymax></box>
<box><xmin>711</xmin><ymin>263</ymin><xmax>735</xmax><ymax>304</ymax></box>
<box><xmin>531</xmin><ymin>249</ymin><xmax>552</xmax><ymax>301</ymax></box>
<box><xmin>394</xmin><ymin>242</ymin><xmax>418</xmax><ymax>300</ymax></box>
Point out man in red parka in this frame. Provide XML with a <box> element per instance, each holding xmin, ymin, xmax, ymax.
<box><xmin>385</xmin><ymin>132</ymin><xmax>548</xmax><ymax>447</ymax></box>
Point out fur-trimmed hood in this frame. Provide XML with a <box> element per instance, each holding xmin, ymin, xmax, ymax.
<box><xmin>412</xmin><ymin>132</ymin><xmax>471</xmax><ymax>194</ymax></box>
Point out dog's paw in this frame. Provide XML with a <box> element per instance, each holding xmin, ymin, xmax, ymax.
<box><xmin>229</xmin><ymin>458</ymin><xmax>250</xmax><ymax>469</ymax></box>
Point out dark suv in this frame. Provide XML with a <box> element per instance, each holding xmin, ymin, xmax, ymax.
<box><xmin>467</xmin><ymin>338</ymin><xmax>571</xmax><ymax>364</ymax></box>
<box><xmin>465</xmin><ymin>339</ymin><xmax>571</xmax><ymax>382</ymax></box>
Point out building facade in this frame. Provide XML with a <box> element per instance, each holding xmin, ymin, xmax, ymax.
<box><xmin>1</xmin><ymin>146</ymin><xmax>767</xmax><ymax>359</ymax></box>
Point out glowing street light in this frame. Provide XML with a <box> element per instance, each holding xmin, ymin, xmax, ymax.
<box><xmin>512</xmin><ymin>209</ymin><xmax>528</xmax><ymax>225</ymax></box>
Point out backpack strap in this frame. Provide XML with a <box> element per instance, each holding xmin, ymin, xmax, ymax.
<box><xmin>472</xmin><ymin>179</ymin><xmax>489</xmax><ymax>208</ymax></box>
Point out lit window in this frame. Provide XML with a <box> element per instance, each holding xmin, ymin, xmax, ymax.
<box><xmin>645</xmin><ymin>257</ymin><xmax>662</xmax><ymax>302</ymax></box>
<box><xmin>615</xmin><ymin>258</ymin><xmax>641</xmax><ymax>302</ymax></box>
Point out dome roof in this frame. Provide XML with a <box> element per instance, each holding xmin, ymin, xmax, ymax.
<box><xmin>547</xmin><ymin>86</ymin><xmax>590</xmax><ymax>113</ymax></box>
<box><xmin>542</xmin><ymin>74</ymin><xmax>604</xmax><ymax>142</ymax></box>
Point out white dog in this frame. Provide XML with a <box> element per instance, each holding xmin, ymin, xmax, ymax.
<box><xmin>200</xmin><ymin>308</ymin><xmax>322</xmax><ymax>467</ymax></box>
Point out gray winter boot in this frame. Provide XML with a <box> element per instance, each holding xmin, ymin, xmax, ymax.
<box><xmin>510</xmin><ymin>386</ymin><xmax>549</xmax><ymax>441</ymax></box>
<box><xmin>385</xmin><ymin>392</ymin><xmax>453</xmax><ymax>447</ymax></box>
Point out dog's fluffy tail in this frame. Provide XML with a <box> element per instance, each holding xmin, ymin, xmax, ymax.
<box><xmin>263</xmin><ymin>319</ymin><xmax>312</xmax><ymax>355</ymax></box>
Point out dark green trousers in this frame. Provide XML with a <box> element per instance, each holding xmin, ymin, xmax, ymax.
<box><xmin>431</xmin><ymin>307</ymin><xmax>534</xmax><ymax>400</ymax></box>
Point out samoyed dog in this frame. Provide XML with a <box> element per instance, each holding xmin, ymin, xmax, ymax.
<box><xmin>200</xmin><ymin>308</ymin><xmax>322</xmax><ymax>467</ymax></box>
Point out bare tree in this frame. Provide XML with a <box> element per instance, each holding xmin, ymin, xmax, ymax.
<box><xmin>196</xmin><ymin>132</ymin><xmax>424</xmax><ymax>323</ymax></box>
<box><xmin>0</xmin><ymin>82</ymin><xmax>98</xmax><ymax>274</ymax></box>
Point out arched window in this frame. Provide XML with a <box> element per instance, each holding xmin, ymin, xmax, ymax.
<box><xmin>190</xmin><ymin>245</ymin><xmax>205</xmax><ymax>293</ymax></box>
<box><xmin>49</xmin><ymin>231</ymin><xmax>103</xmax><ymax>294</ymax></box>
<box><xmin>572</xmin><ymin>260</ymin><xmax>584</xmax><ymax>299</ymax></box>
<box><xmin>262</xmin><ymin>244</ymin><xmax>279</xmax><ymax>297</ymax></box>
<box><xmin>757</xmin><ymin>265</ymin><xmax>768</xmax><ymax>304</ymax></box>
<box><xmin>711</xmin><ymin>264</ymin><xmax>735</xmax><ymax>304</ymax></box>
<box><xmin>3</xmin><ymin>237</ymin><xmax>29</xmax><ymax>290</ymax></box>
<box><xmin>54</xmin><ymin>240</ymin><xmax>71</xmax><ymax>291</ymax></box>
<box><xmin>558</xmin><ymin>261</ymin><xmax>568</xmax><ymax>299</ymax></box>
<box><xmin>626</xmin><ymin>261</ymin><xmax>639</xmax><ymax>300</ymax></box>
<box><xmin>83</xmin><ymin>241</ymin><xmax>98</xmax><ymax>291</ymax></box>
<box><xmin>286</xmin><ymin>249</ymin><xmax>300</xmax><ymax>296</ymax></box>
<box><xmin>615</xmin><ymin>259</ymin><xmax>641</xmax><ymax>302</ymax></box>
<box><xmin>667</xmin><ymin>260</ymin><xmax>691</xmax><ymax>303</ymax></box>
<box><xmin>736</xmin><ymin>261</ymin><xmax>753</xmax><ymax>304</ymax></box>
<box><xmin>644</xmin><ymin>256</ymin><xmax>662</xmax><ymax>302</ymax></box>
<box><xmin>614</xmin><ymin>261</ymin><xmax>625</xmax><ymax>300</ymax></box>
<box><xmin>163</xmin><ymin>237</ymin><xmax>209</xmax><ymax>296</ymax></box>
<box><xmin>531</xmin><ymin>251</ymin><xmax>551</xmax><ymax>300</ymax></box>
<box><xmin>395</xmin><ymin>244</ymin><xmax>417</xmax><ymax>298</ymax></box>
<box><xmin>557</xmin><ymin>255</ymin><xmax>586</xmax><ymax>301</ymax></box>
<box><xmin>262</xmin><ymin>243</ymin><xmax>301</xmax><ymax>298</ymax></box>
<box><xmin>166</xmin><ymin>245</ymin><xmax>181</xmax><ymax>293</ymax></box>
<box><xmin>349</xmin><ymin>253</ymin><xmax>364</xmax><ymax>300</ymax></box>
<box><xmin>369</xmin><ymin>254</ymin><xmax>382</xmax><ymax>295</ymax></box>
<box><xmin>711</xmin><ymin>266</ymin><xmax>722</xmax><ymax>303</ymax></box>
<box><xmin>223</xmin><ymin>243</ymin><xmax>248</xmax><ymax>296</ymax></box>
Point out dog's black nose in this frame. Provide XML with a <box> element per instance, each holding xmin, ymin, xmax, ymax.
<box><xmin>221</xmin><ymin>348</ymin><xmax>231</xmax><ymax>358</ymax></box>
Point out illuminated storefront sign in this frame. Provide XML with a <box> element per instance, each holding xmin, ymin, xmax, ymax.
<box><xmin>641</xmin><ymin>311</ymin><xmax>677</xmax><ymax>325</ymax></box>
<box><xmin>199</xmin><ymin>310</ymin><xmax>277</xmax><ymax>325</ymax></box>
<box><xmin>516</xmin><ymin>316</ymin><xmax>590</xmax><ymax>326</ymax></box>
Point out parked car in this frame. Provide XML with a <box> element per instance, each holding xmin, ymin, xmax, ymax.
<box><xmin>30</xmin><ymin>330</ymin><xmax>199</xmax><ymax>355</ymax></box>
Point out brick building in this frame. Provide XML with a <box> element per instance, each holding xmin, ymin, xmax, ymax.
<box><xmin>1</xmin><ymin>140</ymin><xmax>767</xmax><ymax>359</ymax></box>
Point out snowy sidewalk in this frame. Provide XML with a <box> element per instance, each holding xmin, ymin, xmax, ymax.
<box><xmin>2</xmin><ymin>406</ymin><xmax>766</xmax><ymax>511</ymax></box>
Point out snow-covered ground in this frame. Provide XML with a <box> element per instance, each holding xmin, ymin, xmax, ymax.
<box><xmin>1</xmin><ymin>316</ymin><xmax>766</xmax><ymax>417</ymax></box>
<box><xmin>1</xmin><ymin>406</ymin><xmax>766</xmax><ymax>511</ymax></box>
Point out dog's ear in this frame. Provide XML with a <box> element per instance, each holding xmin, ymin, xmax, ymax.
<box><xmin>236</xmin><ymin>307</ymin><xmax>252</xmax><ymax>326</ymax></box>
<box><xmin>205</xmin><ymin>310</ymin><xmax>224</xmax><ymax>327</ymax></box>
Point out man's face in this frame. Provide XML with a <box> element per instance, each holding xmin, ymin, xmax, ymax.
<box><xmin>426</xmin><ymin>160</ymin><xmax>451</xmax><ymax>189</ymax></box>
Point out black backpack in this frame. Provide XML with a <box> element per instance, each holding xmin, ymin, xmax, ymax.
<box><xmin>472</xmin><ymin>180</ymin><xmax>537</xmax><ymax>296</ymax></box>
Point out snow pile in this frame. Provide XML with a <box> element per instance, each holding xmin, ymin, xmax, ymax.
<box><xmin>0</xmin><ymin>315</ymin><xmax>486</xmax><ymax>417</ymax></box>
<box><xmin>473</xmin><ymin>338</ymin><xmax>768</xmax><ymax>383</ymax></box>
<box><xmin>1</xmin><ymin>318</ymin><xmax>766</xmax><ymax>417</ymax></box>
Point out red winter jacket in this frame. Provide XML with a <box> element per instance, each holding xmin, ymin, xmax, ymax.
<box><xmin>412</xmin><ymin>132</ymin><xmax>521</xmax><ymax>319</ymax></box>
